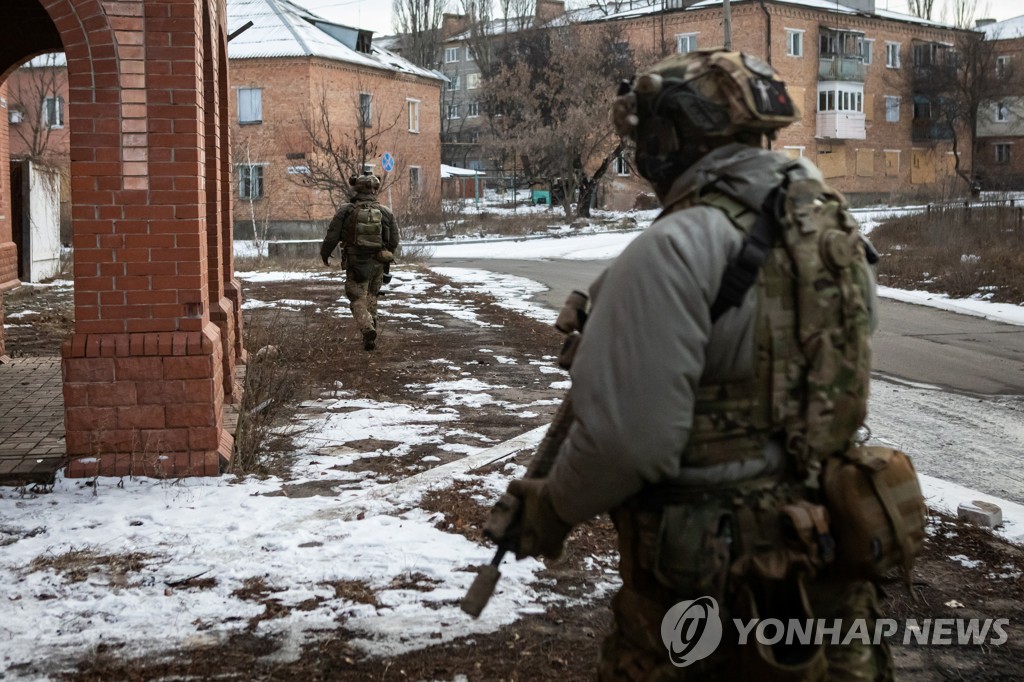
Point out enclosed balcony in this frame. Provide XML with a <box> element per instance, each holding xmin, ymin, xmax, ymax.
<box><xmin>817</xmin><ymin>82</ymin><xmax>866</xmax><ymax>139</ymax></box>
<box><xmin>819</xmin><ymin>27</ymin><xmax>867</xmax><ymax>82</ymax></box>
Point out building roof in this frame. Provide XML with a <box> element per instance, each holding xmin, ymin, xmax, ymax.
<box><xmin>981</xmin><ymin>15</ymin><xmax>1024</xmax><ymax>40</ymax></box>
<box><xmin>441</xmin><ymin>164</ymin><xmax>485</xmax><ymax>177</ymax></box>
<box><xmin>227</xmin><ymin>0</ymin><xmax>442</xmax><ymax>81</ymax></box>
<box><xmin>587</xmin><ymin>0</ymin><xmax>954</xmax><ymax>29</ymax></box>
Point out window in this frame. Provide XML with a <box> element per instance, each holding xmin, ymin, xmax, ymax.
<box><xmin>995</xmin><ymin>144</ymin><xmax>1011</xmax><ymax>164</ymax></box>
<box><xmin>615</xmin><ymin>154</ymin><xmax>629</xmax><ymax>176</ymax></box>
<box><xmin>445</xmin><ymin>47</ymin><xmax>460</xmax><ymax>63</ymax></box>
<box><xmin>885</xmin><ymin>96</ymin><xmax>900</xmax><ymax>122</ymax></box>
<box><xmin>817</xmin><ymin>85</ymin><xmax>863</xmax><ymax>112</ymax></box>
<box><xmin>997</xmin><ymin>55</ymin><xmax>1010</xmax><ymax>77</ymax></box>
<box><xmin>786</xmin><ymin>29</ymin><xmax>804</xmax><ymax>57</ymax></box>
<box><xmin>409</xmin><ymin>166</ymin><xmax>421</xmax><ymax>194</ymax></box>
<box><xmin>676</xmin><ymin>33</ymin><xmax>698</xmax><ymax>54</ymax></box>
<box><xmin>995</xmin><ymin>102</ymin><xmax>1010</xmax><ymax>123</ymax></box>
<box><xmin>862</xmin><ymin>39</ymin><xmax>873</xmax><ymax>65</ymax></box>
<box><xmin>238</xmin><ymin>87</ymin><xmax>262</xmax><ymax>124</ymax></box>
<box><xmin>466</xmin><ymin>101</ymin><xmax>479</xmax><ymax>118</ymax></box>
<box><xmin>466</xmin><ymin>72</ymin><xmax>481</xmax><ymax>90</ymax></box>
<box><xmin>885</xmin><ymin>42</ymin><xmax>900</xmax><ymax>69</ymax></box>
<box><xmin>407</xmin><ymin>99</ymin><xmax>420</xmax><ymax>133</ymax></box>
<box><xmin>43</xmin><ymin>95</ymin><xmax>64</xmax><ymax>128</ymax></box>
<box><xmin>238</xmin><ymin>164</ymin><xmax>264</xmax><ymax>200</ymax></box>
<box><xmin>913</xmin><ymin>97</ymin><xmax>932</xmax><ymax>120</ymax></box>
<box><xmin>359</xmin><ymin>92</ymin><xmax>372</xmax><ymax>127</ymax></box>
<box><xmin>447</xmin><ymin>103</ymin><xmax>459</xmax><ymax>119</ymax></box>
<box><xmin>9</xmin><ymin>109</ymin><xmax>23</xmax><ymax>125</ymax></box>
<box><xmin>447</xmin><ymin>74</ymin><xmax>460</xmax><ymax>91</ymax></box>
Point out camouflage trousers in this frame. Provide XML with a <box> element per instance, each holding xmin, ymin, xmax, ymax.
<box><xmin>598</xmin><ymin>505</ymin><xmax>894</xmax><ymax>682</ymax></box>
<box><xmin>344</xmin><ymin>260</ymin><xmax>384</xmax><ymax>335</ymax></box>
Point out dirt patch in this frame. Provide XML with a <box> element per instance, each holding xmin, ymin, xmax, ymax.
<box><xmin>9</xmin><ymin>263</ymin><xmax>1023</xmax><ymax>681</ymax></box>
<box><xmin>871</xmin><ymin>206</ymin><xmax>1024</xmax><ymax>304</ymax></box>
<box><xmin>28</xmin><ymin>548</ymin><xmax>154</xmax><ymax>586</ymax></box>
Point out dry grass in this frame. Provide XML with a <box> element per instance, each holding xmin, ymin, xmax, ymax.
<box><xmin>28</xmin><ymin>547</ymin><xmax>154</xmax><ymax>584</ymax></box>
<box><xmin>871</xmin><ymin>204</ymin><xmax>1024</xmax><ymax>303</ymax></box>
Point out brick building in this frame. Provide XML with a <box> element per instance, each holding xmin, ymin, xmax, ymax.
<box><xmin>1</xmin><ymin>0</ymin><xmax>241</xmax><ymax>477</ymax></box>
<box><xmin>975</xmin><ymin>15</ymin><xmax>1024</xmax><ymax>190</ymax></box>
<box><xmin>227</xmin><ymin>0</ymin><xmax>444</xmax><ymax>239</ymax></box>
<box><xmin>440</xmin><ymin>0</ymin><xmax>985</xmax><ymax>206</ymax></box>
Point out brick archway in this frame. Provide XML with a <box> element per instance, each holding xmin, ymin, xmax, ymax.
<box><xmin>0</xmin><ymin>0</ymin><xmax>242</xmax><ymax>476</ymax></box>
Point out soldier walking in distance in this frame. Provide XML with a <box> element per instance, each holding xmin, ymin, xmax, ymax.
<box><xmin>320</xmin><ymin>174</ymin><xmax>399</xmax><ymax>351</ymax></box>
<box><xmin>500</xmin><ymin>50</ymin><xmax>898</xmax><ymax>680</ymax></box>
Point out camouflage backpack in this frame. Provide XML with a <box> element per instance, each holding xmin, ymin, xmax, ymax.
<box><xmin>678</xmin><ymin>159</ymin><xmax>873</xmax><ymax>479</ymax></box>
<box><xmin>347</xmin><ymin>199</ymin><xmax>384</xmax><ymax>250</ymax></box>
<box><xmin>688</xmin><ymin>159</ymin><xmax>925</xmax><ymax>581</ymax></box>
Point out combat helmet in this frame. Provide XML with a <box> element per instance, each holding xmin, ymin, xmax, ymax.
<box><xmin>612</xmin><ymin>49</ymin><xmax>799</xmax><ymax>185</ymax></box>
<box><xmin>350</xmin><ymin>173</ymin><xmax>382</xmax><ymax>194</ymax></box>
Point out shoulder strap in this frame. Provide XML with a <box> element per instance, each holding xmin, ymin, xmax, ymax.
<box><xmin>708</xmin><ymin>185</ymin><xmax>787</xmax><ymax>322</ymax></box>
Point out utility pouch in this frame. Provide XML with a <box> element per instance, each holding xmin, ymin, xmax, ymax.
<box><xmin>734</xmin><ymin>572</ymin><xmax>827</xmax><ymax>681</ymax></box>
<box><xmin>375</xmin><ymin>249</ymin><xmax>395</xmax><ymax>264</ymax></box>
<box><xmin>653</xmin><ymin>502</ymin><xmax>732</xmax><ymax>599</ymax></box>
<box><xmin>779</xmin><ymin>500</ymin><xmax>835</xmax><ymax>567</ymax></box>
<box><xmin>821</xmin><ymin>445</ymin><xmax>926</xmax><ymax>581</ymax></box>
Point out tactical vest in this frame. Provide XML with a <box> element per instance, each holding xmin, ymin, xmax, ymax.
<box><xmin>674</xmin><ymin>163</ymin><xmax>873</xmax><ymax>485</ymax></box>
<box><xmin>349</xmin><ymin>200</ymin><xmax>384</xmax><ymax>249</ymax></box>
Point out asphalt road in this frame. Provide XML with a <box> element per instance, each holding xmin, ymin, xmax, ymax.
<box><xmin>432</xmin><ymin>257</ymin><xmax>1024</xmax><ymax>397</ymax></box>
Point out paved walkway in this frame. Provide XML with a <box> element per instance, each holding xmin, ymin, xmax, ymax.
<box><xmin>0</xmin><ymin>358</ymin><xmax>244</xmax><ymax>486</ymax></box>
<box><xmin>0</xmin><ymin>356</ymin><xmax>66</xmax><ymax>485</ymax></box>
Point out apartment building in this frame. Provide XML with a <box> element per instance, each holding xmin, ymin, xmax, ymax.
<box><xmin>440</xmin><ymin>0</ymin><xmax>982</xmax><ymax>206</ymax></box>
<box><xmin>975</xmin><ymin>16</ymin><xmax>1024</xmax><ymax>190</ymax></box>
<box><xmin>228</xmin><ymin>0</ymin><xmax>444</xmax><ymax>238</ymax></box>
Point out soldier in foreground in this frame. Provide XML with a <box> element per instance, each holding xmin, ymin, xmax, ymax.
<box><xmin>496</xmin><ymin>50</ymin><xmax>922</xmax><ymax>679</ymax></box>
<box><xmin>320</xmin><ymin>174</ymin><xmax>399</xmax><ymax>351</ymax></box>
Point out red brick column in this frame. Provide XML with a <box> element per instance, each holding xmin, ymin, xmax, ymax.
<box><xmin>218</xmin><ymin>33</ymin><xmax>246</xmax><ymax>366</ymax></box>
<box><xmin>202</xmin><ymin>0</ymin><xmax>239</xmax><ymax>402</ymax></box>
<box><xmin>0</xmin><ymin>83</ymin><xmax>15</xmax><ymax>359</ymax></box>
<box><xmin>56</xmin><ymin>0</ymin><xmax>233</xmax><ymax>477</ymax></box>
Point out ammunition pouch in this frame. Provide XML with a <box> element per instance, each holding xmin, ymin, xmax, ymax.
<box><xmin>821</xmin><ymin>445</ymin><xmax>926</xmax><ymax>581</ymax></box>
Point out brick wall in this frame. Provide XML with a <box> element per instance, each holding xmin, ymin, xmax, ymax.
<box><xmin>39</xmin><ymin>0</ymin><xmax>239</xmax><ymax>477</ymax></box>
<box><xmin>0</xmin><ymin>81</ymin><xmax>17</xmax><ymax>297</ymax></box>
<box><xmin>975</xmin><ymin>35</ymin><xmax>1024</xmax><ymax>188</ymax></box>
<box><xmin>230</xmin><ymin>56</ymin><xmax>442</xmax><ymax>234</ymax></box>
<box><xmin>602</xmin><ymin>3</ymin><xmax>976</xmax><ymax>203</ymax></box>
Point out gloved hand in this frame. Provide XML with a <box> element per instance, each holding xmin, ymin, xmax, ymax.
<box><xmin>321</xmin><ymin>255</ymin><xmax>330</xmax><ymax>267</ymax></box>
<box><xmin>506</xmin><ymin>478</ymin><xmax>572</xmax><ymax>560</ymax></box>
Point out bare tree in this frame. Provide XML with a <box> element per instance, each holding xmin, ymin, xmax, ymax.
<box><xmin>232</xmin><ymin>132</ymin><xmax>276</xmax><ymax>260</ymax></box>
<box><xmin>907</xmin><ymin>0</ymin><xmax>937</xmax><ymax>20</ymax></box>
<box><xmin>482</xmin><ymin>23</ymin><xmax>647</xmax><ymax>218</ymax></box>
<box><xmin>393</xmin><ymin>0</ymin><xmax>447</xmax><ymax>69</ymax></box>
<box><xmin>909</xmin><ymin>29</ymin><xmax>1024</xmax><ymax>189</ymax></box>
<box><xmin>6</xmin><ymin>53</ymin><xmax>67</xmax><ymax>164</ymax></box>
<box><xmin>297</xmin><ymin>81</ymin><xmax>406</xmax><ymax>211</ymax></box>
<box><xmin>944</xmin><ymin>0</ymin><xmax>985</xmax><ymax>29</ymax></box>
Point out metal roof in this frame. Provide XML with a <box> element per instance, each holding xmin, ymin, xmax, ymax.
<box><xmin>227</xmin><ymin>0</ymin><xmax>442</xmax><ymax>81</ymax></box>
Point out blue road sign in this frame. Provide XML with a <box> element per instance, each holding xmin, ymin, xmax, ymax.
<box><xmin>381</xmin><ymin>152</ymin><xmax>395</xmax><ymax>172</ymax></box>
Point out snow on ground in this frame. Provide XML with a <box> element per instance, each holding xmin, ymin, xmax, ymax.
<box><xmin>3</xmin><ymin>207</ymin><xmax>1022</xmax><ymax>677</ymax></box>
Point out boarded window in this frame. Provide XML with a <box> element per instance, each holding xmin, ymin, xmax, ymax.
<box><xmin>885</xmin><ymin>150</ymin><xmax>900</xmax><ymax>177</ymax></box>
<box><xmin>856</xmin><ymin>149</ymin><xmax>874</xmax><ymax>177</ymax></box>
<box><xmin>911</xmin><ymin>149</ymin><xmax>935</xmax><ymax>184</ymax></box>
<box><xmin>238</xmin><ymin>88</ymin><xmax>262</xmax><ymax>124</ymax></box>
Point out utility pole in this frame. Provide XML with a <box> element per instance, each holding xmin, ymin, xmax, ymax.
<box><xmin>723</xmin><ymin>0</ymin><xmax>732</xmax><ymax>49</ymax></box>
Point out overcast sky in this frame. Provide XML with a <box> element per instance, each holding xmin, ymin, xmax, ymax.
<box><xmin>294</xmin><ymin>0</ymin><xmax>1022</xmax><ymax>35</ymax></box>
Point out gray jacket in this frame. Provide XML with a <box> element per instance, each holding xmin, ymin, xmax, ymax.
<box><xmin>546</xmin><ymin>144</ymin><xmax>877</xmax><ymax>524</ymax></box>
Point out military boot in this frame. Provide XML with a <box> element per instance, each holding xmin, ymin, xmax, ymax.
<box><xmin>362</xmin><ymin>328</ymin><xmax>377</xmax><ymax>351</ymax></box>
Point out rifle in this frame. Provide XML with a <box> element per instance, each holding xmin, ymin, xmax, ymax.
<box><xmin>460</xmin><ymin>393</ymin><xmax>575</xmax><ymax>618</ymax></box>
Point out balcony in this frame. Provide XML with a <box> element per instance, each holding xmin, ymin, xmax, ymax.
<box><xmin>817</xmin><ymin>111</ymin><xmax>866</xmax><ymax>140</ymax></box>
<box><xmin>912</xmin><ymin>120</ymin><xmax>954</xmax><ymax>141</ymax></box>
<box><xmin>819</xmin><ymin>56</ymin><xmax>866</xmax><ymax>82</ymax></box>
